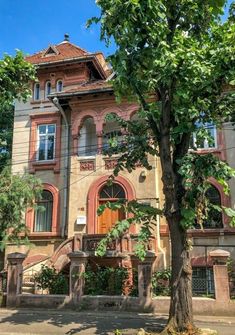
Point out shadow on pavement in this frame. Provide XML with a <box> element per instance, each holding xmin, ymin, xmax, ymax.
<box><xmin>0</xmin><ymin>309</ymin><xmax>167</xmax><ymax>334</ymax></box>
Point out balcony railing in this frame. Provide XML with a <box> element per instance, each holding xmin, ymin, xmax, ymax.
<box><xmin>81</xmin><ymin>234</ymin><xmax>157</xmax><ymax>254</ymax></box>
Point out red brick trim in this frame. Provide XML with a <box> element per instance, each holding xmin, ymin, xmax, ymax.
<box><xmin>87</xmin><ymin>175</ymin><xmax>136</xmax><ymax>234</ymax></box>
<box><xmin>29</xmin><ymin>112</ymin><xmax>61</xmax><ymax>173</ymax></box>
<box><xmin>26</xmin><ymin>183</ymin><xmax>60</xmax><ymax>237</ymax></box>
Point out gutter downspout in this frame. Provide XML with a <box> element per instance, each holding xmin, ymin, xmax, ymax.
<box><xmin>53</xmin><ymin>97</ymin><xmax>70</xmax><ymax>238</ymax></box>
<box><xmin>154</xmin><ymin>157</ymin><xmax>167</xmax><ymax>269</ymax></box>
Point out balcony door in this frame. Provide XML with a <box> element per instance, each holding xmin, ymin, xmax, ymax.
<box><xmin>97</xmin><ymin>183</ymin><xmax>126</xmax><ymax>234</ymax></box>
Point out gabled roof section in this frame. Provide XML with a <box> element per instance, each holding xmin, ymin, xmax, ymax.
<box><xmin>25</xmin><ymin>41</ymin><xmax>89</xmax><ymax>65</ymax></box>
<box><xmin>43</xmin><ymin>45</ymin><xmax>59</xmax><ymax>57</ymax></box>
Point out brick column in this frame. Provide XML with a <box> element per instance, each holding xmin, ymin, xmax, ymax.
<box><xmin>209</xmin><ymin>249</ymin><xmax>230</xmax><ymax>302</ymax></box>
<box><xmin>138</xmin><ymin>251</ymin><xmax>156</xmax><ymax>299</ymax></box>
<box><xmin>121</xmin><ymin>256</ymin><xmax>133</xmax><ymax>295</ymax></box>
<box><xmin>68</xmin><ymin>251</ymin><xmax>88</xmax><ymax>305</ymax></box>
<box><xmin>6</xmin><ymin>252</ymin><xmax>26</xmax><ymax>307</ymax></box>
<box><xmin>96</xmin><ymin>131</ymin><xmax>103</xmax><ymax>154</ymax></box>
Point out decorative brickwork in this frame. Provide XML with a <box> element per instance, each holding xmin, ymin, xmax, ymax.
<box><xmin>80</xmin><ymin>160</ymin><xmax>95</xmax><ymax>171</ymax></box>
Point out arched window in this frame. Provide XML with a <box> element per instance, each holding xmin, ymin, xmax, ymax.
<box><xmin>196</xmin><ymin>185</ymin><xmax>223</xmax><ymax>229</ymax></box>
<box><xmin>99</xmin><ymin>184</ymin><xmax>126</xmax><ymax>200</ymax></box>
<box><xmin>103</xmin><ymin>114</ymin><xmax>122</xmax><ymax>150</ymax></box>
<box><xmin>34</xmin><ymin>83</ymin><xmax>40</xmax><ymax>101</ymax></box>
<box><xmin>56</xmin><ymin>80</ymin><xmax>63</xmax><ymax>92</ymax></box>
<box><xmin>34</xmin><ymin>190</ymin><xmax>53</xmax><ymax>232</ymax></box>
<box><xmin>97</xmin><ymin>183</ymin><xmax>126</xmax><ymax>234</ymax></box>
<box><xmin>205</xmin><ymin>185</ymin><xmax>223</xmax><ymax>228</ymax></box>
<box><xmin>45</xmin><ymin>81</ymin><xmax>51</xmax><ymax>98</ymax></box>
<box><xmin>78</xmin><ymin>117</ymin><xmax>97</xmax><ymax>156</ymax></box>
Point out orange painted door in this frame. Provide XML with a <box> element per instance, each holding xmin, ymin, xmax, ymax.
<box><xmin>98</xmin><ymin>201</ymin><xmax>125</xmax><ymax>234</ymax></box>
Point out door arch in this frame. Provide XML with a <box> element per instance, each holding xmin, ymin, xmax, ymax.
<box><xmin>87</xmin><ymin>175</ymin><xmax>135</xmax><ymax>234</ymax></box>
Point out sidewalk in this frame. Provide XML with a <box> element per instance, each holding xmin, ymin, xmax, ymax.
<box><xmin>0</xmin><ymin>308</ymin><xmax>234</xmax><ymax>335</ymax></box>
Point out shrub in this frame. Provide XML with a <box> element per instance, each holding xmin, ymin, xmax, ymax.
<box><xmin>34</xmin><ymin>265</ymin><xmax>68</xmax><ymax>295</ymax></box>
<box><xmin>152</xmin><ymin>268</ymin><xmax>171</xmax><ymax>296</ymax></box>
<box><xmin>84</xmin><ymin>265</ymin><xmax>128</xmax><ymax>296</ymax></box>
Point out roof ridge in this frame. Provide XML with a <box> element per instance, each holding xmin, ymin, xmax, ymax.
<box><xmin>57</xmin><ymin>40</ymin><xmax>89</xmax><ymax>54</ymax></box>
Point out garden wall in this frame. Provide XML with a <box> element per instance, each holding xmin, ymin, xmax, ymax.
<box><xmin>14</xmin><ymin>294</ymin><xmax>235</xmax><ymax>316</ymax></box>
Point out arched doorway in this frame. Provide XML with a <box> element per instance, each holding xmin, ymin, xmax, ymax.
<box><xmin>97</xmin><ymin>183</ymin><xmax>126</xmax><ymax>234</ymax></box>
<box><xmin>87</xmin><ymin>175</ymin><xmax>135</xmax><ymax>234</ymax></box>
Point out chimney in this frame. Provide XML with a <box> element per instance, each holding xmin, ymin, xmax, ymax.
<box><xmin>64</xmin><ymin>33</ymin><xmax>69</xmax><ymax>42</ymax></box>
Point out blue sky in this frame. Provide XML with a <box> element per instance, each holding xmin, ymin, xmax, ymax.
<box><xmin>0</xmin><ymin>0</ymin><xmax>116</xmax><ymax>57</ymax></box>
<box><xmin>0</xmin><ymin>0</ymin><xmax>233</xmax><ymax>58</ymax></box>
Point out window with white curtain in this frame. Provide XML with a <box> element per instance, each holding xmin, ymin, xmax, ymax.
<box><xmin>37</xmin><ymin>124</ymin><xmax>56</xmax><ymax>161</ymax></box>
<box><xmin>34</xmin><ymin>190</ymin><xmax>53</xmax><ymax>232</ymax></box>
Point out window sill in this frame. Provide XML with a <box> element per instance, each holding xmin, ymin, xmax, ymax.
<box><xmin>30</xmin><ymin>160</ymin><xmax>60</xmax><ymax>173</ymax></box>
<box><xmin>28</xmin><ymin>232</ymin><xmax>61</xmax><ymax>239</ymax></box>
<box><xmin>77</xmin><ymin>156</ymin><xmax>96</xmax><ymax>160</ymax></box>
<box><xmin>30</xmin><ymin>99</ymin><xmax>52</xmax><ymax>104</ymax></box>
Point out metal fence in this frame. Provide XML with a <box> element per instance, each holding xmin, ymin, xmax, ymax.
<box><xmin>192</xmin><ymin>244</ymin><xmax>235</xmax><ymax>299</ymax></box>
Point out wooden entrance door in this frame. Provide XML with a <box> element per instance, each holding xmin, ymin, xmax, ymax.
<box><xmin>98</xmin><ymin>201</ymin><xmax>125</xmax><ymax>234</ymax></box>
<box><xmin>97</xmin><ymin>183</ymin><xmax>126</xmax><ymax>234</ymax></box>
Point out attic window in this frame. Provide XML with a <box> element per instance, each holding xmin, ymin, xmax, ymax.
<box><xmin>43</xmin><ymin>46</ymin><xmax>59</xmax><ymax>57</ymax></box>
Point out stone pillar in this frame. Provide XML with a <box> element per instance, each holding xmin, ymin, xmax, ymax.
<box><xmin>96</xmin><ymin>131</ymin><xmax>103</xmax><ymax>154</ymax></box>
<box><xmin>6</xmin><ymin>252</ymin><xmax>26</xmax><ymax>307</ymax></box>
<box><xmin>68</xmin><ymin>251</ymin><xmax>88</xmax><ymax>305</ymax></box>
<box><xmin>121</xmin><ymin>256</ymin><xmax>133</xmax><ymax>295</ymax></box>
<box><xmin>73</xmin><ymin>135</ymin><xmax>79</xmax><ymax>155</ymax></box>
<box><xmin>209</xmin><ymin>249</ymin><xmax>230</xmax><ymax>302</ymax></box>
<box><xmin>138</xmin><ymin>251</ymin><xmax>156</xmax><ymax>299</ymax></box>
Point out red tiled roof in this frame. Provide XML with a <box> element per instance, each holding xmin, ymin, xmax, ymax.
<box><xmin>26</xmin><ymin>41</ymin><xmax>89</xmax><ymax>65</ymax></box>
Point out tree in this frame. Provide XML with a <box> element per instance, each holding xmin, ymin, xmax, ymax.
<box><xmin>0</xmin><ymin>51</ymin><xmax>41</xmax><ymax>249</ymax></box>
<box><xmin>0</xmin><ymin>51</ymin><xmax>35</xmax><ymax>171</ymax></box>
<box><xmin>90</xmin><ymin>1</ymin><xmax>235</xmax><ymax>334</ymax></box>
<box><xmin>0</xmin><ymin>167</ymin><xmax>42</xmax><ymax>250</ymax></box>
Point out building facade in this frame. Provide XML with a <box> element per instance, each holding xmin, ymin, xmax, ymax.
<box><xmin>5</xmin><ymin>37</ymin><xmax>235</xmax><ymax>292</ymax></box>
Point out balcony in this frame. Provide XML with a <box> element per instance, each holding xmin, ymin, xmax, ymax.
<box><xmin>75</xmin><ymin>234</ymin><xmax>157</xmax><ymax>256</ymax></box>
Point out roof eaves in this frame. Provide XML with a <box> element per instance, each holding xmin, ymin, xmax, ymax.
<box><xmin>34</xmin><ymin>55</ymin><xmax>96</xmax><ymax>67</ymax></box>
<box><xmin>49</xmin><ymin>86</ymin><xmax>113</xmax><ymax>99</ymax></box>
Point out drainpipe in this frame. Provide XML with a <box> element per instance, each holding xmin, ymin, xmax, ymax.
<box><xmin>53</xmin><ymin>97</ymin><xmax>70</xmax><ymax>238</ymax></box>
<box><xmin>154</xmin><ymin>157</ymin><xmax>167</xmax><ymax>269</ymax></box>
<box><xmin>156</xmin><ymin>206</ymin><xmax>167</xmax><ymax>269</ymax></box>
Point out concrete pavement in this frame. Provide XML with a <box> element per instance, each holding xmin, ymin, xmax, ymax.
<box><xmin>0</xmin><ymin>308</ymin><xmax>234</xmax><ymax>335</ymax></box>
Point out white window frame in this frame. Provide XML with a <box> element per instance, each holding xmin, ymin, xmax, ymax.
<box><xmin>34</xmin><ymin>83</ymin><xmax>40</xmax><ymax>101</ymax></box>
<box><xmin>56</xmin><ymin>80</ymin><xmax>63</xmax><ymax>92</ymax></box>
<box><xmin>45</xmin><ymin>81</ymin><xmax>52</xmax><ymax>99</ymax></box>
<box><xmin>192</xmin><ymin>123</ymin><xmax>217</xmax><ymax>150</ymax></box>
<box><xmin>37</xmin><ymin>124</ymin><xmax>56</xmax><ymax>161</ymax></box>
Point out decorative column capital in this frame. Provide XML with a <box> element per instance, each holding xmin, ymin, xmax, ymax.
<box><xmin>7</xmin><ymin>253</ymin><xmax>26</xmax><ymax>265</ymax></box>
<box><xmin>209</xmin><ymin>249</ymin><xmax>230</xmax><ymax>265</ymax></box>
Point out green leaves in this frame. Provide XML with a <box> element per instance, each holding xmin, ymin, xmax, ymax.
<box><xmin>95</xmin><ymin>198</ymin><xmax>162</xmax><ymax>259</ymax></box>
<box><xmin>0</xmin><ymin>167</ymin><xmax>42</xmax><ymax>250</ymax></box>
<box><xmin>92</xmin><ymin>0</ymin><xmax>235</xmax><ymax>245</ymax></box>
<box><xmin>0</xmin><ymin>51</ymin><xmax>36</xmax><ymax>171</ymax></box>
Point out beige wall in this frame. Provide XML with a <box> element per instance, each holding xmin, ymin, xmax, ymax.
<box><xmin>223</xmin><ymin>122</ymin><xmax>235</xmax><ymax>210</ymax></box>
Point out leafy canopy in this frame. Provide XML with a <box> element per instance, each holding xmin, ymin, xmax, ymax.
<box><xmin>88</xmin><ymin>0</ymin><xmax>235</xmax><ymax>258</ymax></box>
<box><xmin>0</xmin><ymin>167</ymin><xmax>42</xmax><ymax>250</ymax></box>
<box><xmin>0</xmin><ymin>51</ymin><xmax>36</xmax><ymax>170</ymax></box>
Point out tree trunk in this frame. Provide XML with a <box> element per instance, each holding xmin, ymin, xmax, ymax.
<box><xmin>161</xmin><ymin>214</ymin><xmax>197</xmax><ymax>335</ymax></box>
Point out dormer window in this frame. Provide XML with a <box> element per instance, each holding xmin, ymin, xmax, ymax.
<box><xmin>34</xmin><ymin>83</ymin><xmax>40</xmax><ymax>101</ymax></box>
<box><xmin>56</xmin><ymin>80</ymin><xmax>63</xmax><ymax>92</ymax></box>
<box><xmin>45</xmin><ymin>81</ymin><xmax>51</xmax><ymax>99</ymax></box>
